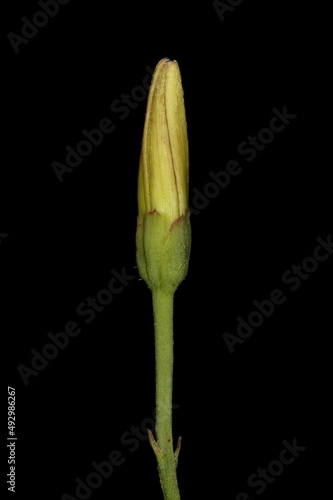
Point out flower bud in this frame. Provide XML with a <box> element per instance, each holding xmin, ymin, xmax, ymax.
<box><xmin>136</xmin><ymin>58</ymin><xmax>191</xmax><ymax>292</ymax></box>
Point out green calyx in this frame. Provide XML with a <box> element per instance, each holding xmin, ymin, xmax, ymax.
<box><xmin>136</xmin><ymin>210</ymin><xmax>191</xmax><ymax>293</ymax></box>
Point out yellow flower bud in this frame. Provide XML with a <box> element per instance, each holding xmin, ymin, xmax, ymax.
<box><xmin>136</xmin><ymin>58</ymin><xmax>191</xmax><ymax>292</ymax></box>
<box><xmin>138</xmin><ymin>58</ymin><xmax>189</xmax><ymax>223</ymax></box>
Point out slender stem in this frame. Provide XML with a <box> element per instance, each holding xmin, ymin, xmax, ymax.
<box><xmin>151</xmin><ymin>287</ymin><xmax>181</xmax><ymax>500</ymax></box>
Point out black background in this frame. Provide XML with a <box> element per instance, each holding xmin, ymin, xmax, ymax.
<box><xmin>1</xmin><ymin>1</ymin><xmax>331</xmax><ymax>499</ymax></box>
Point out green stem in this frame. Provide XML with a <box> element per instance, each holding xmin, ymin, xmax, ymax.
<box><xmin>149</xmin><ymin>287</ymin><xmax>181</xmax><ymax>500</ymax></box>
